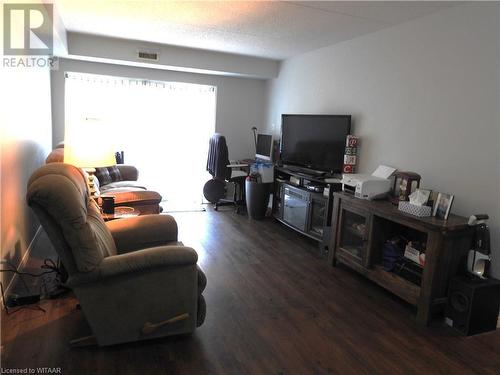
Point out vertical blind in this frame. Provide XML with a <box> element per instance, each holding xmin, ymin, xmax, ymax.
<box><xmin>65</xmin><ymin>72</ymin><xmax>217</xmax><ymax>205</ymax></box>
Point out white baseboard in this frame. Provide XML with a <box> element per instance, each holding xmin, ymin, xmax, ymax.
<box><xmin>1</xmin><ymin>226</ymin><xmax>42</xmax><ymax>307</ymax></box>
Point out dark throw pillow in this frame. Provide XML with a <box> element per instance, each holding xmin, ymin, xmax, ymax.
<box><xmin>94</xmin><ymin>167</ymin><xmax>112</xmax><ymax>185</ymax></box>
<box><xmin>107</xmin><ymin>165</ymin><xmax>123</xmax><ymax>182</ymax></box>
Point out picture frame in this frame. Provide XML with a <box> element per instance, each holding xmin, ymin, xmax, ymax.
<box><xmin>432</xmin><ymin>192</ymin><xmax>454</xmax><ymax>220</ymax></box>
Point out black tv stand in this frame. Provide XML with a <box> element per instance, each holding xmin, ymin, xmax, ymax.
<box><xmin>272</xmin><ymin>166</ymin><xmax>342</xmax><ymax>256</ymax></box>
<box><xmin>281</xmin><ymin>165</ymin><xmax>332</xmax><ymax>178</ymax></box>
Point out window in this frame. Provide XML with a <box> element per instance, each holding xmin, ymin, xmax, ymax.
<box><xmin>65</xmin><ymin>72</ymin><xmax>217</xmax><ymax>207</ymax></box>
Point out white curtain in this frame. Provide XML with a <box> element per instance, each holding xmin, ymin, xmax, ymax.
<box><xmin>65</xmin><ymin>72</ymin><xmax>216</xmax><ymax>205</ymax></box>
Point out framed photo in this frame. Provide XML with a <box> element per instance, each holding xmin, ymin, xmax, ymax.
<box><xmin>432</xmin><ymin>193</ymin><xmax>454</xmax><ymax>220</ymax></box>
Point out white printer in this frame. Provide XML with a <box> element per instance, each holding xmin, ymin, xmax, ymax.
<box><xmin>341</xmin><ymin>165</ymin><xmax>396</xmax><ymax>200</ymax></box>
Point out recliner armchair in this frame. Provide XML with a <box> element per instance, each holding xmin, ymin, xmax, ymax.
<box><xmin>27</xmin><ymin>163</ymin><xmax>206</xmax><ymax>346</ymax></box>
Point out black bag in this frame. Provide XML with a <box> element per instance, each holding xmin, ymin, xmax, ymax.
<box><xmin>382</xmin><ymin>237</ymin><xmax>405</xmax><ymax>271</ymax></box>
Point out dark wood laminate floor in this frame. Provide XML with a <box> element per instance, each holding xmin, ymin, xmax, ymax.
<box><xmin>2</xmin><ymin>208</ymin><xmax>500</xmax><ymax>374</ymax></box>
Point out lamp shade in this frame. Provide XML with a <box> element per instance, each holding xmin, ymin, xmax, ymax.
<box><xmin>64</xmin><ymin>118</ymin><xmax>116</xmax><ymax>168</ymax></box>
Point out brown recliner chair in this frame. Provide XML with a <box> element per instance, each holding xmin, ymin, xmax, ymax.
<box><xmin>26</xmin><ymin>163</ymin><xmax>206</xmax><ymax>347</ymax></box>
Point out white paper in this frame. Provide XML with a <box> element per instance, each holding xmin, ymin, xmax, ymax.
<box><xmin>371</xmin><ymin>165</ymin><xmax>396</xmax><ymax>179</ymax></box>
<box><xmin>409</xmin><ymin>189</ymin><xmax>430</xmax><ymax>206</ymax></box>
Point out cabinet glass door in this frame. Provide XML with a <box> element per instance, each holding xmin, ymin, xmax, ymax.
<box><xmin>337</xmin><ymin>208</ymin><xmax>368</xmax><ymax>265</ymax></box>
<box><xmin>283</xmin><ymin>186</ymin><xmax>309</xmax><ymax>231</ymax></box>
<box><xmin>308</xmin><ymin>198</ymin><xmax>326</xmax><ymax>238</ymax></box>
<box><xmin>273</xmin><ymin>182</ymin><xmax>283</xmax><ymax>219</ymax></box>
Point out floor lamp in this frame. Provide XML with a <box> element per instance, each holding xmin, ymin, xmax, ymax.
<box><xmin>64</xmin><ymin>118</ymin><xmax>116</xmax><ymax>198</ymax></box>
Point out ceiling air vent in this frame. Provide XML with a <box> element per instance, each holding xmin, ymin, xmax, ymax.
<box><xmin>137</xmin><ymin>49</ymin><xmax>159</xmax><ymax>61</ymax></box>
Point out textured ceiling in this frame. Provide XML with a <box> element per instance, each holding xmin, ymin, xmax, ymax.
<box><xmin>56</xmin><ymin>1</ymin><xmax>454</xmax><ymax>60</ymax></box>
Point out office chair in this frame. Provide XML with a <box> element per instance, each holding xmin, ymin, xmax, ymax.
<box><xmin>205</xmin><ymin>133</ymin><xmax>247</xmax><ymax>212</ymax></box>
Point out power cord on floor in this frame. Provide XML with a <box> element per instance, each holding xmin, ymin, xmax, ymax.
<box><xmin>1</xmin><ymin>259</ymin><xmax>30</xmax><ymax>293</ymax></box>
<box><xmin>0</xmin><ymin>280</ymin><xmax>45</xmax><ymax>315</ymax></box>
<box><xmin>0</xmin><ymin>258</ymin><xmax>67</xmax><ymax>315</ymax></box>
<box><xmin>0</xmin><ymin>265</ymin><xmax>57</xmax><ymax>277</ymax></box>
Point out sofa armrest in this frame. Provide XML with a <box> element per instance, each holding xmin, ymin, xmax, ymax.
<box><xmin>106</xmin><ymin>214</ymin><xmax>178</xmax><ymax>253</ymax></box>
<box><xmin>117</xmin><ymin>165</ymin><xmax>139</xmax><ymax>181</ymax></box>
<box><xmin>67</xmin><ymin>245</ymin><xmax>198</xmax><ymax>287</ymax></box>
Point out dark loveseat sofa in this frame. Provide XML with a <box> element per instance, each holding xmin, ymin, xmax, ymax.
<box><xmin>46</xmin><ymin>144</ymin><xmax>162</xmax><ymax>215</ymax></box>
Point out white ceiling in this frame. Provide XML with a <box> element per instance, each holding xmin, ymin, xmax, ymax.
<box><xmin>56</xmin><ymin>1</ymin><xmax>455</xmax><ymax>60</ymax></box>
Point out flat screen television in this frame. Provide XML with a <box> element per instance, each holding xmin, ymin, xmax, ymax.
<box><xmin>281</xmin><ymin>114</ymin><xmax>351</xmax><ymax>173</ymax></box>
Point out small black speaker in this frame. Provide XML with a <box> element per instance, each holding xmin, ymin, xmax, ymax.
<box><xmin>272</xmin><ymin>139</ymin><xmax>280</xmax><ymax>163</ymax></box>
<box><xmin>101</xmin><ymin>196</ymin><xmax>115</xmax><ymax>214</ymax></box>
<box><xmin>445</xmin><ymin>276</ymin><xmax>500</xmax><ymax>335</ymax></box>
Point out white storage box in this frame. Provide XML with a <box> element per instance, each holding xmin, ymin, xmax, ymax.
<box><xmin>398</xmin><ymin>201</ymin><xmax>432</xmax><ymax>217</ymax></box>
<box><xmin>404</xmin><ymin>243</ymin><xmax>426</xmax><ymax>266</ymax></box>
<box><xmin>252</xmin><ymin>163</ymin><xmax>274</xmax><ymax>183</ymax></box>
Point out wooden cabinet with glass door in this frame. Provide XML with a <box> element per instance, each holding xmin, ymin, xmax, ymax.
<box><xmin>335</xmin><ymin>202</ymin><xmax>371</xmax><ymax>269</ymax></box>
<box><xmin>329</xmin><ymin>192</ymin><xmax>473</xmax><ymax>326</ymax></box>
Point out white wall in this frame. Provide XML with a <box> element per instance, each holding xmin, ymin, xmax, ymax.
<box><xmin>0</xmin><ymin>67</ymin><xmax>52</xmax><ymax>287</ymax></box>
<box><xmin>0</xmin><ymin>0</ymin><xmax>64</xmax><ymax>291</ymax></box>
<box><xmin>265</xmin><ymin>3</ymin><xmax>500</xmax><ymax>277</ymax></box>
<box><xmin>51</xmin><ymin>58</ymin><xmax>267</xmax><ymax>160</ymax></box>
<box><xmin>67</xmin><ymin>33</ymin><xmax>279</xmax><ymax>79</ymax></box>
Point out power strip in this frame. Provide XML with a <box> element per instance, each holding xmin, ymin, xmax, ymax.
<box><xmin>6</xmin><ymin>294</ymin><xmax>40</xmax><ymax>307</ymax></box>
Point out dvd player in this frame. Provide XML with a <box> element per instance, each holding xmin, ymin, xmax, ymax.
<box><xmin>305</xmin><ymin>183</ymin><xmax>324</xmax><ymax>193</ymax></box>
